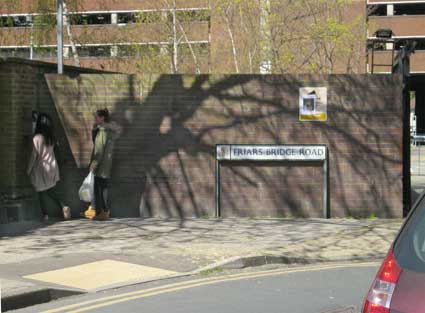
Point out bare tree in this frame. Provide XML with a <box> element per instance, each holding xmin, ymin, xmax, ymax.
<box><xmin>63</xmin><ymin>0</ymin><xmax>80</xmax><ymax>67</ymax></box>
<box><xmin>211</xmin><ymin>0</ymin><xmax>366</xmax><ymax>74</ymax></box>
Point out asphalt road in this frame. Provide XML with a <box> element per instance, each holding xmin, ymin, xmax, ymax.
<box><xmin>11</xmin><ymin>263</ymin><xmax>379</xmax><ymax>313</ymax></box>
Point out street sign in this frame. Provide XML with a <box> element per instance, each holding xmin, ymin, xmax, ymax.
<box><xmin>215</xmin><ymin>144</ymin><xmax>329</xmax><ymax>218</ymax></box>
<box><xmin>216</xmin><ymin>145</ymin><xmax>326</xmax><ymax>161</ymax></box>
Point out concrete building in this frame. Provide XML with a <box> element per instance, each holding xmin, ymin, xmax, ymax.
<box><xmin>0</xmin><ymin>0</ymin><xmax>366</xmax><ymax>74</ymax></box>
<box><xmin>367</xmin><ymin>0</ymin><xmax>425</xmax><ymax>74</ymax></box>
<box><xmin>0</xmin><ymin>0</ymin><xmax>211</xmax><ymax>73</ymax></box>
<box><xmin>367</xmin><ymin>0</ymin><xmax>425</xmax><ymax>135</ymax></box>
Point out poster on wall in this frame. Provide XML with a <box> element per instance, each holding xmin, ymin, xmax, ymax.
<box><xmin>299</xmin><ymin>87</ymin><xmax>327</xmax><ymax>121</ymax></box>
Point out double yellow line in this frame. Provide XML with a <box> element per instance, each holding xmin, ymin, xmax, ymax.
<box><xmin>43</xmin><ymin>262</ymin><xmax>378</xmax><ymax>313</ymax></box>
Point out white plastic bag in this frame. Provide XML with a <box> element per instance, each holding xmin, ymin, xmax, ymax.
<box><xmin>79</xmin><ymin>172</ymin><xmax>94</xmax><ymax>202</ymax></box>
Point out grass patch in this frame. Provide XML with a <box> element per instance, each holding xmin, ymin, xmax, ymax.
<box><xmin>200</xmin><ymin>267</ymin><xmax>224</xmax><ymax>276</ymax></box>
<box><xmin>368</xmin><ymin>213</ymin><xmax>378</xmax><ymax>220</ymax></box>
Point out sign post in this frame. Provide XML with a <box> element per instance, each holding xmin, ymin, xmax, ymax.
<box><xmin>215</xmin><ymin>144</ymin><xmax>329</xmax><ymax>218</ymax></box>
<box><xmin>57</xmin><ymin>0</ymin><xmax>63</xmax><ymax>74</ymax></box>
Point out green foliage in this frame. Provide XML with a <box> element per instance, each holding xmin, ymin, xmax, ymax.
<box><xmin>200</xmin><ymin>267</ymin><xmax>225</xmax><ymax>276</ymax></box>
<box><xmin>0</xmin><ymin>16</ymin><xmax>14</xmax><ymax>27</ymax></box>
<box><xmin>136</xmin><ymin>11</ymin><xmax>162</xmax><ymax>24</ymax></box>
<box><xmin>368</xmin><ymin>213</ymin><xmax>378</xmax><ymax>220</ymax></box>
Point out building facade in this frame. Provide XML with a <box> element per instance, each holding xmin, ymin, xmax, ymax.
<box><xmin>367</xmin><ymin>0</ymin><xmax>425</xmax><ymax>135</ymax></box>
<box><xmin>0</xmin><ymin>0</ymin><xmax>211</xmax><ymax>73</ymax></box>
<box><xmin>367</xmin><ymin>0</ymin><xmax>425</xmax><ymax>73</ymax></box>
<box><xmin>0</xmin><ymin>0</ymin><xmax>366</xmax><ymax>74</ymax></box>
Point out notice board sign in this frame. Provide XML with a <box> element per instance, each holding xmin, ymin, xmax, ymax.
<box><xmin>299</xmin><ymin>87</ymin><xmax>327</xmax><ymax>121</ymax></box>
<box><xmin>215</xmin><ymin>144</ymin><xmax>329</xmax><ymax>218</ymax></box>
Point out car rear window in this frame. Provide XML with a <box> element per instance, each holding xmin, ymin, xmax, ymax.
<box><xmin>394</xmin><ymin>194</ymin><xmax>425</xmax><ymax>273</ymax></box>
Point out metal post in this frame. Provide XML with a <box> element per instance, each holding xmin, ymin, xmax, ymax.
<box><xmin>30</xmin><ymin>23</ymin><xmax>34</xmax><ymax>60</ymax></box>
<box><xmin>419</xmin><ymin>141</ymin><xmax>421</xmax><ymax>175</ymax></box>
<box><xmin>391</xmin><ymin>41</ymin><xmax>395</xmax><ymax>69</ymax></box>
<box><xmin>402</xmin><ymin>88</ymin><xmax>412</xmax><ymax>215</ymax></box>
<box><xmin>57</xmin><ymin>0</ymin><xmax>63</xmax><ymax>74</ymax></box>
<box><xmin>323</xmin><ymin>149</ymin><xmax>329</xmax><ymax>219</ymax></box>
<box><xmin>215</xmin><ymin>159</ymin><xmax>221</xmax><ymax>218</ymax></box>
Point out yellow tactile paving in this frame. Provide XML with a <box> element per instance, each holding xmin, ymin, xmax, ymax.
<box><xmin>24</xmin><ymin>260</ymin><xmax>177</xmax><ymax>291</ymax></box>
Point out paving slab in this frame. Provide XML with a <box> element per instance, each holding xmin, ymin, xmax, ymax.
<box><xmin>24</xmin><ymin>260</ymin><xmax>177</xmax><ymax>291</ymax></box>
<box><xmin>0</xmin><ymin>218</ymin><xmax>404</xmax><ymax>311</ymax></box>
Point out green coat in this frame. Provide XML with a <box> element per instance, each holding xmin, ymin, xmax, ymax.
<box><xmin>90</xmin><ymin>122</ymin><xmax>121</xmax><ymax>179</ymax></box>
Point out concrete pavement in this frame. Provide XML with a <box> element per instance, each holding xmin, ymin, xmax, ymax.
<box><xmin>0</xmin><ymin>217</ymin><xmax>403</xmax><ymax>311</ymax></box>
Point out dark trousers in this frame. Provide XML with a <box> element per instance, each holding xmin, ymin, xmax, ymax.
<box><xmin>38</xmin><ymin>187</ymin><xmax>64</xmax><ymax>216</ymax></box>
<box><xmin>93</xmin><ymin>176</ymin><xmax>108</xmax><ymax>214</ymax></box>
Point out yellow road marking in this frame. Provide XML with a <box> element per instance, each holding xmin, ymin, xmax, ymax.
<box><xmin>43</xmin><ymin>262</ymin><xmax>378</xmax><ymax>313</ymax></box>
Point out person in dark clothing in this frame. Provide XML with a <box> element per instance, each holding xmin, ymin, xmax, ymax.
<box><xmin>87</xmin><ymin>108</ymin><xmax>121</xmax><ymax>221</ymax></box>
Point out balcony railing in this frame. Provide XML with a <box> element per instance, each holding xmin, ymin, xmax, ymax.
<box><xmin>0</xmin><ymin>22</ymin><xmax>209</xmax><ymax>47</ymax></box>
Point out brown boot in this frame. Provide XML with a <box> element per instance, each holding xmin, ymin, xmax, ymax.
<box><xmin>93</xmin><ymin>210</ymin><xmax>109</xmax><ymax>221</ymax></box>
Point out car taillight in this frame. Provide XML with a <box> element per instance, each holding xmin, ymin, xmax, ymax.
<box><xmin>363</xmin><ymin>250</ymin><xmax>402</xmax><ymax>313</ymax></box>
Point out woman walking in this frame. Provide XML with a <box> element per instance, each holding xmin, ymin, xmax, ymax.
<box><xmin>88</xmin><ymin>108</ymin><xmax>121</xmax><ymax>221</ymax></box>
<box><xmin>27</xmin><ymin>117</ymin><xmax>67</xmax><ymax>221</ymax></box>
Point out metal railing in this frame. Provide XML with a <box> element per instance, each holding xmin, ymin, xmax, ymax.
<box><xmin>412</xmin><ymin>135</ymin><xmax>425</xmax><ymax>175</ymax></box>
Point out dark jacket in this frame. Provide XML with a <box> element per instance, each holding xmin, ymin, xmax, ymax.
<box><xmin>90</xmin><ymin>122</ymin><xmax>122</xmax><ymax>179</ymax></box>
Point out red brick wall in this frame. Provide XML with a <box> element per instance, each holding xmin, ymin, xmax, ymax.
<box><xmin>42</xmin><ymin>73</ymin><xmax>403</xmax><ymax>218</ymax></box>
<box><xmin>0</xmin><ymin>59</ymin><xmax>106</xmax><ymax>223</ymax></box>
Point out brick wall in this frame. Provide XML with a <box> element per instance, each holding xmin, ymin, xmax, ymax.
<box><xmin>44</xmin><ymin>73</ymin><xmax>403</xmax><ymax>218</ymax></box>
<box><xmin>0</xmin><ymin>59</ymin><xmax>107</xmax><ymax>223</ymax></box>
<box><xmin>0</xmin><ymin>64</ymin><xmax>404</xmax><ymax>221</ymax></box>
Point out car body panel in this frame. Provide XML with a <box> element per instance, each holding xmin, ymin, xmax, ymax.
<box><xmin>390</xmin><ymin>269</ymin><xmax>425</xmax><ymax>313</ymax></box>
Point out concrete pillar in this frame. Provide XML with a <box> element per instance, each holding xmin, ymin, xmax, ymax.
<box><xmin>160</xmin><ymin>44</ymin><xmax>168</xmax><ymax>55</ymax></box>
<box><xmin>63</xmin><ymin>47</ymin><xmax>70</xmax><ymax>58</ymax></box>
<box><xmin>111</xmin><ymin>45</ymin><xmax>118</xmax><ymax>57</ymax></box>
<box><xmin>416</xmin><ymin>90</ymin><xmax>425</xmax><ymax>134</ymax></box>
<box><xmin>111</xmin><ymin>13</ymin><xmax>118</xmax><ymax>24</ymax></box>
<box><xmin>387</xmin><ymin>4</ymin><xmax>394</xmax><ymax>16</ymax></box>
<box><xmin>386</xmin><ymin>42</ymin><xmax>394</xmax><ymax>50</ymax></box>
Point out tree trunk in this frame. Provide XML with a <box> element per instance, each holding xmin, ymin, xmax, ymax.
<box><xmin>172</xmin><ymin>0</ymin><xmax>178</xmax><ymax>73</ymax></box>
<box><xmin>177</xmin><ymin>22</ymin><xmax>201</xmax><ymax>74</ymax></box>
<box><xmin>260</xmin><ymin>0</ymin><xmax>272</xmax><ymax>73</ymax></box>
<box><xmin>63</xmin><ymin>0</ymin><xmax>80</xmax><ymax>67</ymax></box>
<box><xmin>224</xmin><ymin>14</ymin><xmax>239</xmax><ymax>73</ymax></box>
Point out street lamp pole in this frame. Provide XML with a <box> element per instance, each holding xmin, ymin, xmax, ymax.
<box><xmin>57</xmin><ymin>0</ymin><xmax>63</xmax><ymax>74</ymax></box>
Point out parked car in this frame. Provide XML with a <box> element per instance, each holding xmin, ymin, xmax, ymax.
<box><xmin>362</xmin><ymin>192</ymin><xmax>425</xmax><ymax>313</ymax></box>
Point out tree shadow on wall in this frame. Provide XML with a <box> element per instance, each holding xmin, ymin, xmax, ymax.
<box><xmin>102</xmin><ymin>74</ymin><xmax>403</xmax><ymax>219</ymax></box>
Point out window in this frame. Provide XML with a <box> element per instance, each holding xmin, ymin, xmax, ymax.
<box><xmin>118</xmin><ymin>12</ymin><xmax>163</xmax><ymax>24</ymax></box>
<box><xmin>394</xmin><ymin>193</ymin><xmax>425</xmax><ymax>273</ymax></box>
<box><xmin>368</xmin><ymin>3</ymin><xmax>425</xmax><ymax>16</ymax></box>
<box><xmin>135</xmin><ymin>11</ymin><xmax>161</xmax><ymax>23</ymax></box>
<box><xmin>175</xmin><ymin>10</ymin><xmax>210</xmax><ymax>22</ymax></box>
<box><xmin>367</xmin><ymin>5</ymin><xmax>387</xmax><ymax>17</ymax></box>
<box><xmin>394</xmin><ymin>4</ymin><xmax>425</xmax><ymax>15</ymax></box>
<box><xmin>396</xmin><ymin>39</ymin><xmax>425</xmax><ymax>51</ymax></box>
<box><xmin>178</xmin><ymin>43</ymin><xmax>209</xmax><ymax>56</ymax></box>
<box><xmin>0</xmin><ymin>15</ymin><xmax>31</xmax><ymax>27</ymax></box>
<box><xmin>117</xmin><ymin>13</ymin><xmax>136</xmax><ymax>24</ymax></box>
<box><xmin>117</xmin><ymin>44</ymin><xmax>161</xmax><ymax>57</ymax></box>
<box><xmin>33</xmin><ymin>47</ymin><xmax>56</xmax><ymax>59</ymax></box>
<box><xmin>0</xmin><ymin>48</ymin><xmax>30</xmax><ymax>58</ymax></box>
<box><xmin>33</xmin><ymin>14</ymin><xmax>56</xmax><ymax>27</ymax></box>
<box><xmin>117</xmin><ymin>45</ymin><xmax>138</xmax><ymax>57</ymax></box>
<box><xmin>69</xmin><ymin>14</ymin><xmax>111</xmax><ymax>25</ymax></box>
<box><xmin>75</xmin><ymin>46</ymin><xmax>111</xmax><ymax>57</ymax></box>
